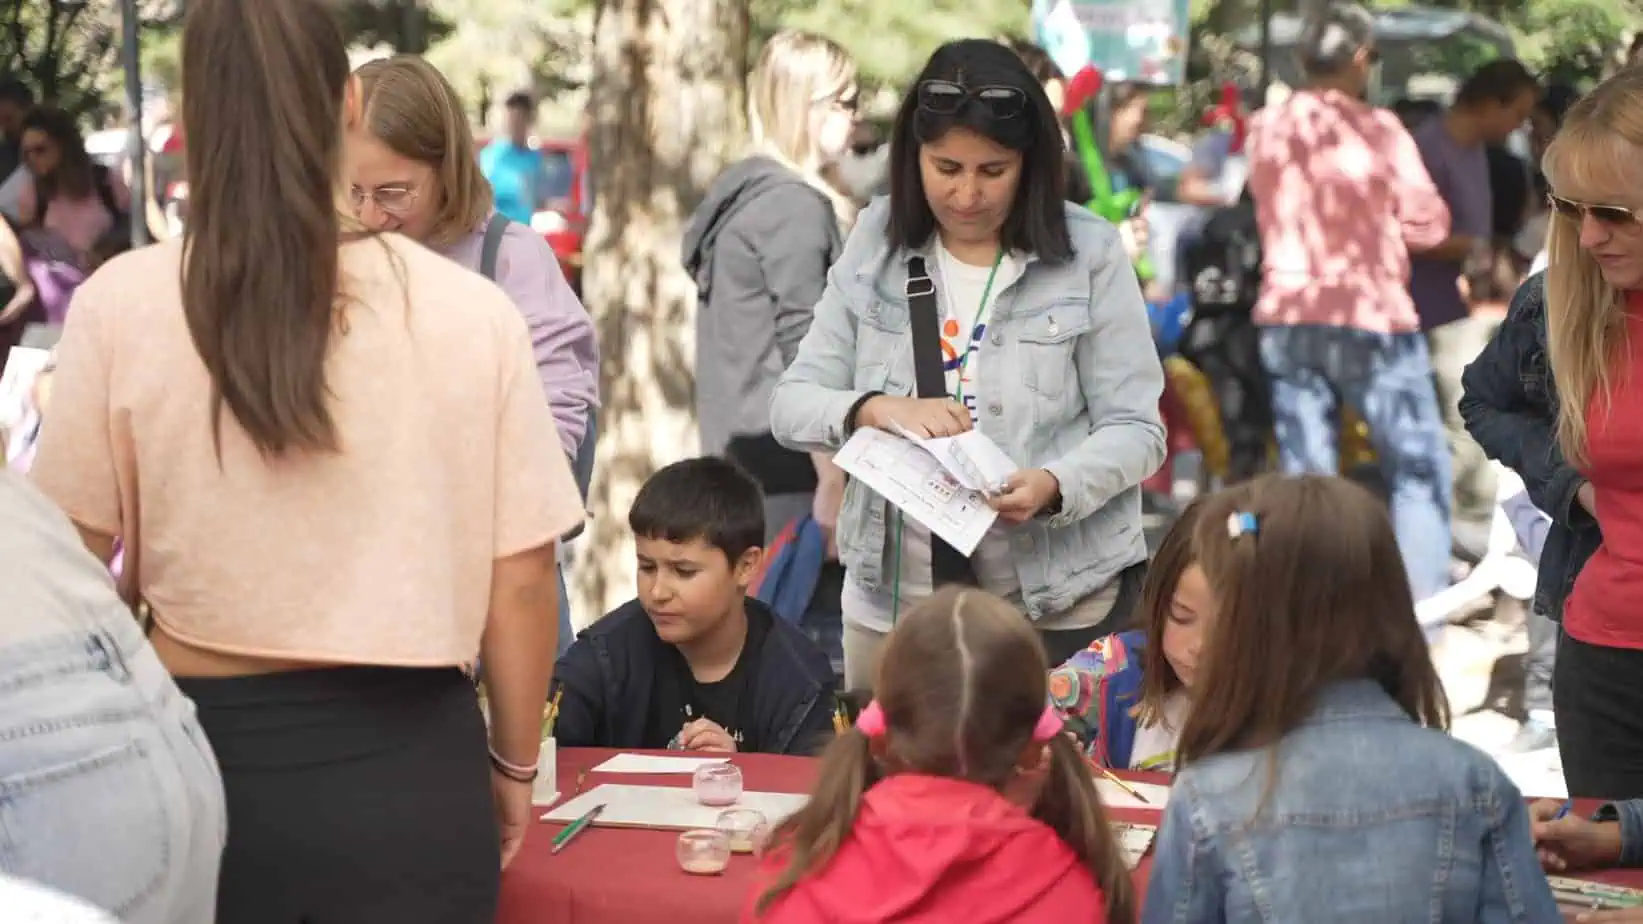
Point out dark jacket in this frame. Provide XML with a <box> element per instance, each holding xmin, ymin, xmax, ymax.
<box><xmin>682</xmin><ymin>155</ymin><xmax>842</xmax><ymax>496</ymax></box>
<box><xmin>553</xmin><ymin>597</ymin><xmax>838</xmax><ymax>756</ymax></box>
<box><xmin>1459</xmin><ymin>271</ymin><xmax>1601</xmax><ymax>619</ymax></box>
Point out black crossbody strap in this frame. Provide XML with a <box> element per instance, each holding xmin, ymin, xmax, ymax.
<box><xmin>906</xmin><ymin>257</ymin><xmax>946</xmax><ymax>399</ymax></box>
<box><xmin>903</xmin><ymin>255</ymin><xmax>977</xmax><ymax>589</ymax></box>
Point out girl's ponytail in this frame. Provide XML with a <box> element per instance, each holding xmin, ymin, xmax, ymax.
<box><xmin>753</xmin><ymin>728</ymin><xmax>881</xmax><ymax>917</ymax></box>
<box><xmin>1034</xmin><ymin>734</ymin><xmax>1136</xmax><ymax>924</ymax></box>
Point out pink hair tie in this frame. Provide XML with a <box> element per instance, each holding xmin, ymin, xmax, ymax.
<box><xmin>855</xmin><ymin>700</ymin><xmax>1065</xmax><ymax>743</ymax></box>
<box><xmin>854</xmin><ymin>700</ymin><xmax>888</xmax><ymax>737</ymax></box>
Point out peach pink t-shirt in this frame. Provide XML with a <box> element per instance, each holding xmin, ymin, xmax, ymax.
<box><xmin>30</xmin><ymin>234</ymin><xmax>584</xmax><ymax>666</ymax></box>
<box><xmin>18</xmin><ymin>171</ymin><xmax>132</xmax><ymax>255</ymax></box>
<box><xmin>1245</xmin><ymin>89</ymin><xmax>1451</xmax><ymax>334</ymax></box>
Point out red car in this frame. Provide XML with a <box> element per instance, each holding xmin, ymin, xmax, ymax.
<box><xmin>476</xmin><ymin>134</ymin><xmax>588</xmax><ymax>294</ymax></box>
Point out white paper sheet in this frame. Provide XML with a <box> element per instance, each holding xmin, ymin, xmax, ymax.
<box><xmin>887</xmin><ymin>423</ymin><xmax>1018</xmax><ymax>494</ymax></box>
<box><xmin>1096</xmin><ymin>777</ymin><xmax>1172</xmax><ymax>809</ymax></box>
<box><xmin>589</xmin><ymin>754</ymin><xmax>731</xmax><ymax>775</ymax></box>
<box><xmin>834</xmin><ymin>428</ymin><xmax>997</xmax><ymax>555</ymax></box>
<box><xmin>540</xmin><ymin>783</ymin><xmax>809</xmax><ymax>831</ymax></box>
<box><xmin>1113</xmin><ymin>822</ymin><xmax>1158</xmax><ymax>869</ymax></box>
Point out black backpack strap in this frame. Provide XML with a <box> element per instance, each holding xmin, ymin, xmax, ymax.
<box><xmin>94</xmin><ymin>166</ymin><xmax>121</xmax><ymax>219</ymax></box>
<box><xmin>479</xmin><ymin>213</ymin><xmax>509</xmax><ymax>281</ymax></box>
<box><xmin>904</xmin><ymin>256</ymin><xmax>976</xmax><ymax>588</ymax></box>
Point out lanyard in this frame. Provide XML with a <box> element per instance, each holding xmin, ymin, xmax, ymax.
<box><xmin>950</xmin><ymin>248</ymin><xmax>1005</xmax><ymax>404</ymax></box>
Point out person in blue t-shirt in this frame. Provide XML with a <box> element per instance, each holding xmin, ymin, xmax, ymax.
<box><xmin>480</xmin><ymin>92</ymin><xmax>549</xmax><ymax>225</ymax></box>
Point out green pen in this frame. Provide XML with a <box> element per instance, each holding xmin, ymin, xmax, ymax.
<box><xmin>551</xmin><ymin>803</ymin><xmax>605</xmax><ymax>855</ymax></box>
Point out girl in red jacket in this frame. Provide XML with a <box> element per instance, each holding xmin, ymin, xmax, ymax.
<box><xmin>744</xmin><ymin>586</ymin><xmax>1135</xmax><ymax>924</ymax></box>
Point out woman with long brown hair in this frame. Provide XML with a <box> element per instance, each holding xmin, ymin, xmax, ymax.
<box><xmin>746</xmin><ymin>586</ymin><xmax>1135</xmax><ymax>924</ymax></box>
<box><xmin>1142</xmin><ymin>475</ymin><xmax>1556</xmax><ymax>922</ymax></box>
<box><xmin>30</xmin><ymin>0</ymin><xmax>582</xmax><ymax>920</ymax></box>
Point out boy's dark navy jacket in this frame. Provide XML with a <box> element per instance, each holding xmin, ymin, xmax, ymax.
<box><xmin>553</xmin><ymin>597</ymin><xmax>837</xmax><ymax>756</ymax></box>
<box><xmin>1460</xmin><ymin>271</ymin><xmax>1601</xmax><ymax>619</ymax></box>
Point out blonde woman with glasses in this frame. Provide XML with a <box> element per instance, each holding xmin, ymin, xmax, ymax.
<box><xmin>1460</xmin><ymin>68</ymin><xmax>1643</xmax><ymax>801</ymax></box>
<box><xmin>683</xmin><ymin>30</ymin><xmax>858</xmax><ymax>668</ymax></box>
<box><xmin>346</xmin><ymin>55</ymin><xmax>599</xmax><ymax>655</ymax></box>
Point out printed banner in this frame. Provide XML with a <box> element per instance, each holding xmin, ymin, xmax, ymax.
<box><xmin>1032</xmin><ymin>0</ymin><xmax>1193</xmax><ymax>86</ymax></box>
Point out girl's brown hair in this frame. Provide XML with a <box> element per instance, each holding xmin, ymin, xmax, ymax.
<box><xmin>352</xmin><ymin>56</ymin><xmax>493</xmax><ymax>247</ymax></box>
<box><xmin>755</xmin><ymin>587</ymin><xmax>1135</xmax><ymax>924</ymax></box>
<box><xmin>1133</xmin><ymin>497</ymin><xmax>1208</xmax><ymax>726</ymax></box>
<box><xmin>179</xmin><ymin>0</ymin><xmax>352</xmax><ymax>458</ymax></box>
<box><xmin>1177</xmin><ymin>475</ymin><xmax>1449</xmax><ymax>767</ymax></box>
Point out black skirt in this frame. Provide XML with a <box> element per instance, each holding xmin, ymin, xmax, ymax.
<box><xmin>176</xmin><ymin>666</ymin><xmax>498</xmax><ymax>923</ymax></box>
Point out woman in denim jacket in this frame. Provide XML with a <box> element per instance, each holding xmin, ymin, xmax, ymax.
<box><xmin>768</xmin><ymin>39</ymin><xmax>1165</xmax><ymax>690</ymax></box>
<box><xmin>1144</xmin><ymin>476</ymin><xmax>1558</xmax><ymax>924</ymax></box>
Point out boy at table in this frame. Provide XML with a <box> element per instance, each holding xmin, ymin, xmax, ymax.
<box><xmin>553</xmin><ymin>457</ymin><xmax>838</xmax><ymax>755</ymax></box>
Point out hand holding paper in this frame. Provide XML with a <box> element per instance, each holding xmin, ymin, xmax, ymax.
<box><xmin>858</xmin><ymin>395</ymin><xmax>971</xmax><ymax>438</ymax></box>
<box><xmin>989</xmin><ymin>469</ymin><xmax>1061</xmax><ymax>524</ymax></box>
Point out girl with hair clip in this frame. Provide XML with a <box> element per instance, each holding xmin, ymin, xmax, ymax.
<box><xmin>746</xmin><ymin>586</ymin><xmax>1135</xmax><ymax>924</ymax></box>
<box><xmin>1050</xmin><ymin>497</ymin><xmax>1212</xmax><ymax>772</ymax></box>
<box><xmin>1143</xmin><ymin>475</ymin><xmax>1559</xmax><ymax>923</ymax></box>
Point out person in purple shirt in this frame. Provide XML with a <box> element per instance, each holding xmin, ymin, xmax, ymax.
<box><xmin>345</xmin><ymin>56</ymin><xmax>600</xmax><ymax>654</ymax></box>
<box><xmin>1410</xmin><ymin>59</ymin><xmax>1538</xmax><ymax>529</ymax></box>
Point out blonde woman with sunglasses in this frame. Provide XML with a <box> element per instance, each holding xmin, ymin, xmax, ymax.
<box><xmin>1460</xmin><ymin>69</ymin><xmax>1643</xmax><ymax>801</ymax></box>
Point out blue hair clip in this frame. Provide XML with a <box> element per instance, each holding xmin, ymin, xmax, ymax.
<box><xmin>1227</xmin><ymin>511</ymin><xmax>1259</xmax><ymax>539</ymax></box>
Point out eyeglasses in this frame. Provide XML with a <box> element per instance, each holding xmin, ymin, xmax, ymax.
<box><xmin>1548</xmin><ymin>194</ymin><xmax>1640</xmax><ymax>228</ymax></box>
<box><xmin>916</xmin><ymin>80</ymin><xmax>1027</xmax><ymax>120</ymax></box>
<box><xmin>348</xmin><ymin>184</ymin><xmax>420</xmax><ymax>215</ymax></box>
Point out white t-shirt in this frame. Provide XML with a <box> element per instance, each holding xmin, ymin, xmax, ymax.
<box><xmin>1128</xmin><ymin>691</ymin><xmax>1190</xmax><ymax>772</ymax></box>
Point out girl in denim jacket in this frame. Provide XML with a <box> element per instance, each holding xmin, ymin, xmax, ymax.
<box><xmin>1050</xmin><ymin>498</ymin><xmax>1211</xmax><ymax>772</ymax></box>
<box><xmin>1143</xmin><ymin>475</ymin><xmax>1560</xmax><ymax>923</ymax></box>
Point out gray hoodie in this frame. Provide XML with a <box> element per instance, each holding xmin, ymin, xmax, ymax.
<box><xmin>683</xmin><ymin>155</ymin><xmax>840</xmax><ymax>493</ymax></box>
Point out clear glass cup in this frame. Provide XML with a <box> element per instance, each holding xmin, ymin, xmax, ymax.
<box><xmin>676</xmin><ymin>828</ymin><xmax>732</xmax><ymax>875</ymax></box>
<box><xmin>692</xmin><ymin>762</ymin><xmax>743</xmax><ymax>806</ymax></box>
<box><xmin>715</xmin><ymin>808</ymin><xmax>770</xmax><ymax>855</ymax></box>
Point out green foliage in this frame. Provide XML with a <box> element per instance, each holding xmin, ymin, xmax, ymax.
<box><xmin>334</xmin><ymin>0</ymin><xmax>455</xmax><ymax>54</ymax></box>
<box><xmin>1511</xmin><ymin>0</ymin><xmax>1631</xmax><ymax>87</ymax></box>
<box><xmin>756</xmin><ymin>0</ymin><xmax>1033</xmax><ymax>91</ymax></box>
<box><xmin>1</xmin><ymin>0</ymin><xmax>180</xmax><ymax>119</ymax></box>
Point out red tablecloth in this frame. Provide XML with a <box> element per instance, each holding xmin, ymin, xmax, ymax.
<box><xmin>496</xmin><ymin>748</ymin><xmax>1643</xmax><ymax>924</ymax></box>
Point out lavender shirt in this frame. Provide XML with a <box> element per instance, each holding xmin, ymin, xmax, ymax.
<box><xmin>1409</xmin><ymin>116</ymin><xmax>1492</xmax><ymax>331</ymax></box>
<box><xmin>438</xmin><ymin>215</ymin><xmax>599</xmax><ymax>455</ymax></box>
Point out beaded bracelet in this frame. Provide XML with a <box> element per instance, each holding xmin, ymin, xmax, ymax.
<box><xmin>489</xmin><ymin>746</ymin><xmax>539</xmax><ymax>783</ymax></box>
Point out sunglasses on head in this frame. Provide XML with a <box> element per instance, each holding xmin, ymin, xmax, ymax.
<box><xmin>916</xmin><ymin>80</ymin><xmax>1027</xmax><ymax>120</ymax></box>
<box><xmin>1548</xmin><ymin>194</ymin><xmax>1640</xmax><ymax>228</ymax></box>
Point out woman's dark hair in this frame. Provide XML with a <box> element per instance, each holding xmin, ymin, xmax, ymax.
<box><xmin>1178</xmin><ymin>474</ymin><xmax>1449</xmax><ymax>769</ymax></box>
<box><xmin>19</xmin><ymin>107</ymin><xmax>96</xmax><ymax>202</ymax></box>
<box><xmin>180</xmin><ymin>0</ymin><xmax>353</xmax><ymax>458</ymax></box>
<box><xmin>885</xmin><ymin>38</ymin><xmax>1072</xmax><ymax>262</ymax></box>
<box><xmin>756</xmin><ymin>587</ymin><xmax>1135</xmax><ymax>924</ymax></box>
<box><xmin>1133</xmin><ymin>497</ymin><xmax>1208</xmax><ymax>727</ymax></box>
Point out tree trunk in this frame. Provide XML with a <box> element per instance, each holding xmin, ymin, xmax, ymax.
<box><xmin>575</xmin><ymin>0</ymin><xmax>750</xmax><ymax>619</ymax></box>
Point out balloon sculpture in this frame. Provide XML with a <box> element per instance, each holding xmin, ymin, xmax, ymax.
<box><xmin>1063</xmin><ymin>65</ymin><xmax>1154</xmax><ymax>282</ymax></box>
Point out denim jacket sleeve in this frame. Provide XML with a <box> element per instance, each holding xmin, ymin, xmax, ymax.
<box><xmin>767</xmin><ymin>205</ymin><xmax>884</xmax><ymax>454</ymax></box>
<box><xmin>1459</xmin><ymin>273</ymin><xmax>1589</xmax><ymax>528</ymax></box>
<box><xmin>1595</xmin><ymin>799</ymin><xmax>1643</xmax><ymax>867</ymax></box>
<box><xmin>1477</xmin><ymin>778</ymin><xmax>1563</xmax><ymax>923</ymax></box>
<box><xmin>1142</xmin><ymin>781</ymin><xmax>1227</xmax><ymax>924</ymax></box>
<box><xmin>1042</xmin><ymin>220</ymin><xmax>1166</xmax><ymax>526</ymax></box>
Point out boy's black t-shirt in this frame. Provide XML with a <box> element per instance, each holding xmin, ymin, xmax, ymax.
<box><xmin>644</xmin><ymin>603</ymin><xmax>772</xmax><ymax>752</ymax></box>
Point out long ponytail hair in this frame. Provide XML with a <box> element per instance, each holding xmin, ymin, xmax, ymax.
<box><xmin>754</xmin><ymin>588</ymin><xmax>1135</xmax><ymax>924</ymax></box>
<box><xmin>179</xmin><ymin>0</ymin><xmax>353</xmax><ymax>458</ymax></box>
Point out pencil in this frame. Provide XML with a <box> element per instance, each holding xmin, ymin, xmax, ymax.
<box><xmin>544</xmin><ymin>687</ymin><xmax>564</xmax><ymax>737</ymax></box>
<box><xmin>1099</xmin><ymin>766</ymin><xmax>1151</xmax><ymax>804</ymax></box>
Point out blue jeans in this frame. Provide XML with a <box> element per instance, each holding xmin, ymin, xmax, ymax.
<box><xmin>0</xmin><ymin>613</ymin><xmax>226</xmax><ymax>924</ymax></box>
<box><xmin>1259</xmin><ymin>325</ymin><xmax>1453</xmax><ymax>609</ymax></box>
